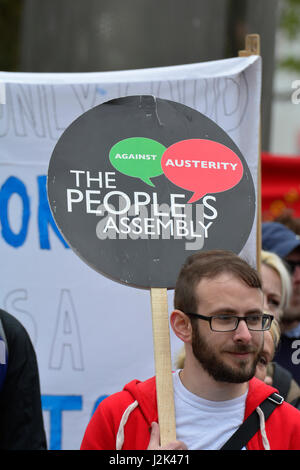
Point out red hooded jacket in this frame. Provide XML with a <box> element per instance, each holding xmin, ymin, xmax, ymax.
<box><xmin>80</xmin><ymin>376</ymin><xmax>300</xmax><ymax>450</ymax></box>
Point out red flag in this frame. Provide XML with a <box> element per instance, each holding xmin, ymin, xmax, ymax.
<box><xmin>261</xmin><ymin>152</ymin><xmax>300</xmax><ymax>220</ymax></box>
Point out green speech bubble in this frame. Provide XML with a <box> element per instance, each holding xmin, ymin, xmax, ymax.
<box><xmin>109</xmin><ymin>137</ymin><xmax>166</xmax><ymax>187</ymax></box>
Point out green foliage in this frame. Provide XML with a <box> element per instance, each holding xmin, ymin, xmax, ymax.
<box><xmin>279</xmin><ymin>0</ymin><xmax>300</xmax><ymax>72</ymax></box>
<box><xmin>280</xmin><ymin>57</ymin><xmax>300</xmax><ymax>72</ymax></box>
<box><xmin>280</xmin><ymin>0</ymin><xmax>300</xmax><ymax>38</ymax></box>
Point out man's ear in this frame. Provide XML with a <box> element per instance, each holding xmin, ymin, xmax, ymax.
<box><xmin>170</xmin><ymin>310</ymin><xmax>193</xmax><ymax>343</ymax></box>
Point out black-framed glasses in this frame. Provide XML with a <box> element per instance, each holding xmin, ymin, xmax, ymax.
<box><xmin>184</xmin><ymin>312</ymin><xmax>274</xmax><ymax>332</ymax></box>
<box><xmin>285</xmin><ymin>259</ymin><xmax>300</xmax><ymax>275</ymax></box>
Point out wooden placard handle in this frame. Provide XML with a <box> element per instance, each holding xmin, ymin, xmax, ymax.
<box><xmin>151</xmin><ymin>287</ymin><xmax>176</xmax><ymax>446</ymax></box>
<box><xmin>149</xmin><ymin>35</ymin><xmax>261</xmax><ymax>448</ymax></box>
<box><xmin>239</xmin><ymin>33</ymin><xmax>262</xmax><ymax>272</ymax></box>
<box><xmin>239</xmin><ymin>34</ymin><xmax>260</xmax><ymax>56</ymax></box>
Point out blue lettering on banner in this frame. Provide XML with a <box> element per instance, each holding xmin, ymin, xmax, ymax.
<box><xmin>42</xmin><ymin>394</ymin><xmax>110</xmax><ymax>449</ymax></box>
<box><xmin>37</xmin><ymin>175</ymin><xmax>69</xmax><ymax>249</ymax></box>
<box><xmin>0</xmin><ymin>176</ymin><xmax>30</xmax><ymax>247</ymax></box>
<box><xmin>0</xmin><ymin>175</ymin><xmax>69</xmax><ymax>249</ymax></box>
<box><xmin>42</xmin><ymin>395</ymin><xmax>82</xmax><ymax>450</ymax></box>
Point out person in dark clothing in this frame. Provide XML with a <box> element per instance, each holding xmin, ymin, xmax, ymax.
<box><xmin>0</xmin><ymin>309</ymin><xmax>47</xmax><ymax>450</ymax></box>
<box><xmin>262</xmin><ymin>221</ymin><xmax>300</xmax><ymax>386</ymax></box>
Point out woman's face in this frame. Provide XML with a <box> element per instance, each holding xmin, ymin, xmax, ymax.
<box><xmin>255</xmin><ymin>331</ymin><xmax>275</xmax><ymax>382</ymax></box>
<box><xmin>261</xmin><ymin>263</ymin><xmax>282</xmax><ymax>321</ymax></box>
<box><xmin>255</xmin><ymin>262</ymin><xmax>282</xmax><ymax>383</ymax></box>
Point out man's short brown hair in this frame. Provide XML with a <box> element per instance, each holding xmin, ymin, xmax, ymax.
<box><xmin>174</xmin><ymin>250</ymin><xmax>262</xmax><ymax>314</ymax></box>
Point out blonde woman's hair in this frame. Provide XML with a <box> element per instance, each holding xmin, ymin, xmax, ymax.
<box><xmin>261</xmin><ymin>250</ymin><xmax>292</xmax><ymax>317</ymax></box>
<box><xmin>269</xmin><ymin>318</ymin><xmax>281</xmax><ymax>351</ymax></box>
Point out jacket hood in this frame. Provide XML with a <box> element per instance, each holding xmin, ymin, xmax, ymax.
<box><xmin>120</xmin><ymin>375</ymin><xmax>281</xmax><ymax>450</ymax></box>
<box><xmin>122</xmin><ymin>376</ymin><xmax>158</xmax><ymax>426</ymax></box>
<box><xmin>244</xmin><ymin>377</ymin><xmax>279</xmax><ymax>419</ymax></box>
<box><xmin>123</xmin><ymin>376</ymin><xmax>279</xmax><ymax>423</ymax></box>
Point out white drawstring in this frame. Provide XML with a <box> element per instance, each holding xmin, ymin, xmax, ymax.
<box><xmin>256</xmin><ymin>406</ymin><xmax>270</xmax><ymax>450</ymax></box>
<box><xmin>116</xmin><ymin>400</ymin><xmax>139</xmax><ymax>450</ymax></box>
<box><xmin>115</xmin><ymin>399</ymin><xmax>272</xmax><ymax>450</ymax></box>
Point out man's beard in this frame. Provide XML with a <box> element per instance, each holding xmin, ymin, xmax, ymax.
<box><xmin>191</xmin><ymin>326</ymin><xmax>262</xmax><ymax>384</ymax></box>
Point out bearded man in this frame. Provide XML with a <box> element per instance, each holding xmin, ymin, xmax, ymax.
<box><xmin>81</xmin><ymin>250</ymin><xmax>300</xmax><ymax>450</ymax></box>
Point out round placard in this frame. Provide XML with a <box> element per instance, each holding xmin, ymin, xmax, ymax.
<box><xmin>47</xmin><ymin>95</ymin><xmax>255</xmax><ymax>289</ymax></box>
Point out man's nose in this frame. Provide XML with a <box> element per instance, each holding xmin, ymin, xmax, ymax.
<box><xmin>233</xmin><ymin>318</ymin><xmax>252</xmax><ymax>342</ymax></box>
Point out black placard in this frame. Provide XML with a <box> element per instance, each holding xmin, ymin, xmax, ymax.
<box><xmin>47</xmin><ymin>96</ymin><xmax>255</xmax><ymax>289</ymax></box>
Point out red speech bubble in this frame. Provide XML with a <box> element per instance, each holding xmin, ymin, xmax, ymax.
<box><xmin>161</xmin><ymin>139</ymin><xmax>244</xmax><ymax>203</ymax></box>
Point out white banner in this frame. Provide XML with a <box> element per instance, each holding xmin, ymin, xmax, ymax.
<box><xmin>0</xmin><ymin>55</ymin><xmax>261</xmax><ymax>450</ymax></box>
